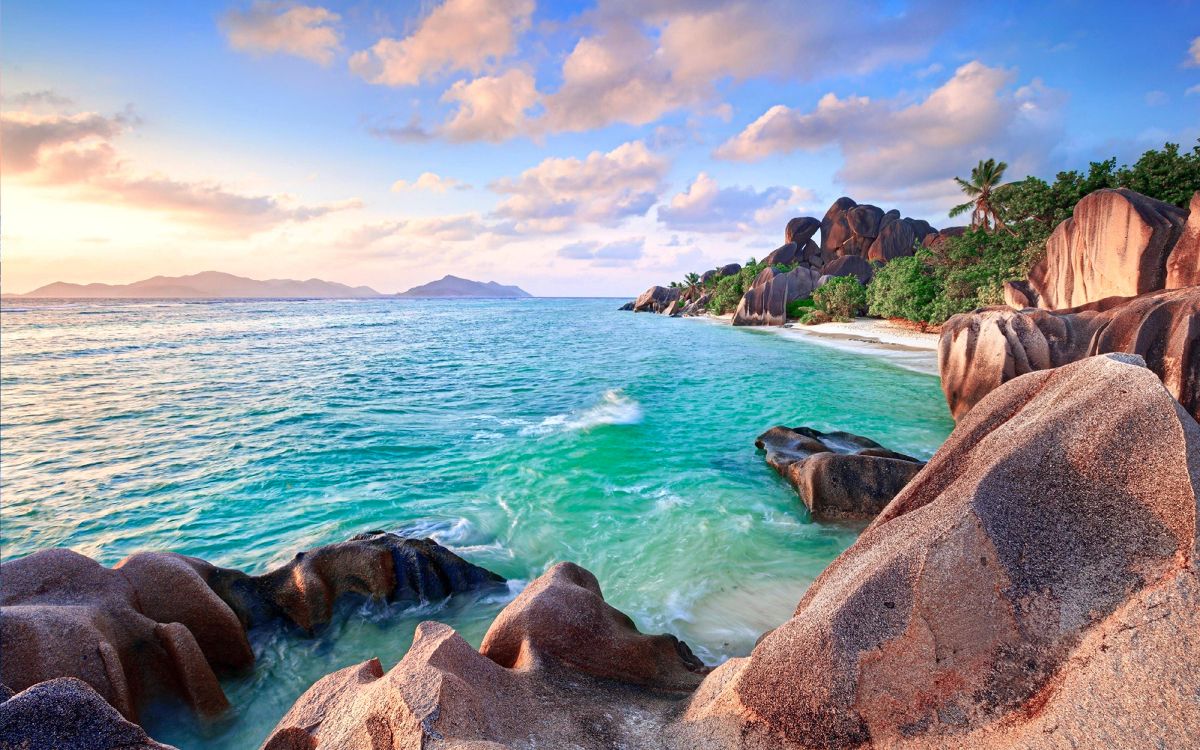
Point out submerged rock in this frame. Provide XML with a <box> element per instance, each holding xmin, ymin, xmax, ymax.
<box><xmin>0</xmin><ymin>532</ymin><xmax>503</xmax><ymax>723</ymax></box>
<box><xmin>0</xmin><ymin>678</ymin><xmax>176</xmax><ymax>750</ymax></box>
<box><xmin>939</xmin><ymin>285</ymin><xmax>1200</xmax><ymax>421</ymax></box>
<box><xmin>618</xmin><ymin>301</ymin><xmax>634</xmax><ymax>310</ymax></box>
<box><xmin>675</xmin><ymin>353</ymin><xmax>1200</xmax><ymax>749</ymax></box>
<box><xmin>756</xmin><ymin>426</ymin><xmax>923</xmax><ymax>520</ymax></box>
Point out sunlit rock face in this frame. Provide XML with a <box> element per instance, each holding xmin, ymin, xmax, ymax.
<box><xmin>0</xmin><ymin>533</ymin><xmax>503</xmax><ymax>723</ymax></box>
<box><xmin>1023</xmin><ymin>188</ymin><xmax>1191</xmax><ymax>310</ymax></box>
<box><xmin>672</xmin><ymin>353</ymin><xmax>1200</xmax><ymax>750</ymax></box>
<box><xmin>939</xmin><ymin>286</ymin><xmax>1200</xmax><ymax>422</ymax></box>
<box><xmin>261</xmin><ymin>562</ymin><xmax>708</xmax><ymax>750</ymax></box>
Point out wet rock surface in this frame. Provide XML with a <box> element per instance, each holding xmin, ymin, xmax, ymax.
<box><xmin>755</xmin><ymin>426</ymin><xmax>923</xmax><ymax>520</ymax></box>
<box><xmin>0</xmin><ymin>532</ymin><xmax>503</xmax><ymax>727</ymax></box>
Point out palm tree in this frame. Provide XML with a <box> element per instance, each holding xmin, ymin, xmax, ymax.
<box><xmin>950</xmin><ymin>158</ymin><xmax>1013</xmax><ymax>233</ymax></box>
<box><xmin>683</xmin><ymin>272</ymin><xmax>701</xmax><ymax>299</ymax></box>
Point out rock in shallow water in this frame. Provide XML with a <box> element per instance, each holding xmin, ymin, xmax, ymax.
<box><xmin>263</xmin><ymin>562</ymin><xmax>708</xmax><ymax>749</ymax></box>
<box><xmin>267</xmin><ymin>354</ymin><xmax>1200</xmax><ymax>750</ymax></box>
<box><xmin>0</xmin><ymin>532</ymin><xmax>503</xmax><ymax>725</ymax></box>
<box><xmin>756</xmin><ymin>426</ymin><xmax>923</xmax><ymax>520</ymax></box>
<box><xmin>675</xmin><ymin>353</ymin><xmax>1200</xmax><ymax>749</ymax></box>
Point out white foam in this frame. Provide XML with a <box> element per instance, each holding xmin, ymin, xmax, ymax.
<box><xmin>520</xmin><ymin>389</ymin><xmax>643</xmax><ymax>436</ymax></box>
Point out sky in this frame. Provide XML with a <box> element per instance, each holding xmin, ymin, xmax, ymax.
<box><xmin>2</xmin><ymin>0</ymin><xmax>1199</xmax><ymax>296</ymax></box>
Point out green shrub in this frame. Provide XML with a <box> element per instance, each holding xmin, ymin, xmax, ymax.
<box><xmin>812</xmin><ymin>276</ymin><xmax>867</xmax><ymax>319</ymax></box>
<box><xmin>786</xmin><ymin>297</ymin><xmax>815</xmax><ymax>318</ymax></box>
<box><xmin>797</xmin><ymin>309</ymin><xmax>834</xmax><ymax>325</ymax></box>
<box><xmin>867</xmin><ymin>253</ymin><xmax>941</xmax><ymax>323</ymax></box>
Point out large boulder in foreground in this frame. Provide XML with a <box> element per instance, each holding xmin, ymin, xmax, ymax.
<box><xmin>480</xmin><ymin>562</ymin><xmax>707</xmax><ymax>691</ymax></box>
<box><xmin>939</xmin><ymin>285</ymin><xmax>1199</xmax><ymax>422</ymax></box>
<box><xmin>1168</xmin><ymin>191</ymin><xmax>1200</xmax><ymax>289</ymax></box>
<box><xmin>262</xmin><ymin>564</ymin><xmax>708</xmax><ymax>749</ymax></box>
<box><xmin>732</xmin><ymin>266</ymin><xmax>821</xmax><ymax>326</ymax></box>
<box><xmin>672</xmin><ymin>353</ymin><xmax>1200</xmax><ymax>749</ymax></box>
<box><xmin>0</xmin><ymin>678</ymin><xmax>176</xmax><ymax>750</ymax></box>
<box><xmin>632</xmin><ymin>285</ymin><xmax>680</xmax><ymax>314</ymax></box>
<box><xmin>756</xmin><ymin>427</ymin><xmax>923</xmax><ymax>520</ymax></box>
<box><xmin>0</xmin><ymin>532</ymin><xmax>503</xmax><ymax>722</ymax></box>
<box><xmin>1026</xmin><ymin>188</ymin><xmax>1189</xmax><ymax>309</ymax></box>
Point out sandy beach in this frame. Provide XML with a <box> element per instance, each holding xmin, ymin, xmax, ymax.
<box><xmin>699</xmin><ymin>315</ymin><xmax>941</xmax><ymax>377</ymax></box>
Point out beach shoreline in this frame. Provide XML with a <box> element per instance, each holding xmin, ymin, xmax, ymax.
<box><xmin>693</xmin><ymin>314</ymin><xmax>942</xmax><ymax>377</ymax></box>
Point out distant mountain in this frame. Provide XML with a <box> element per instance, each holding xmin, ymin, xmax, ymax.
<box><xmin>20</xmin><ymin>271</ymin><xmax>382</xmax><ymax>299</ymax></box>
<box><xmin>397</xmin><ymin>275</ymin><xmax>532</xmax><ymax>298</ymax></box>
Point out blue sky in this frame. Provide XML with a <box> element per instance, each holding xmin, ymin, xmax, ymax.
<box><xmin>3</xmin><ymin>0</ymin><xmax>1198</xmax><ymax>295</ymax></box>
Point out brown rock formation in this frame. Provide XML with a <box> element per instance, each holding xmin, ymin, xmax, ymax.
<box><xmin>755</xmin><ymin>426</ymin><xmax>923</xmax><ymax>520</ymax></box>
<box><xmin>820</xmin><ymin>255</ymin><xmax>875</xmax><ymax>286</ymax></box>
<box><xmin>0</xmin><ymin>533</ymin><xmax>503</xmax><ymax>723</ymax></box>
<box><xmin>866</xmin><ymin>218</ymin><xmax>917</xmax><ymax>263</ymax></box>
<box><xmin>263</xmin><ymin>565</ymin><xmax>709</xmax><ymax>750</ymax></box>
<box><xmin>921</xmin><ymin>225</ymin><xmax>966</xmax><ymax>250</ymax></box>
<box><xmin>481</xmin><ymin>562</ymin><xmax>707</xmax><ymax>691</ymax></box>
<box><xmin>1027</xmin><ymin>188</ymin><xmax>1189</xmax><ymax>309</ymax></box>
<box><xmin>672</xmin><ymin>353</ymin><xmax>1200</xmax><ymax>749</ymax></box>
<box><xmin>784</xmin><ymin>216</ymin><xmax>820</xmax><ymax>245</ymax></box>
<box><xmin>820</xmin><ymin>197</ymin><xmax>858</xmax><ymax>256</ymax></box>
<box><xmin>732</xmin><ymin>266</ymin><xmax>820</xmax><ymax>326</ymax></box>
<box><xmin>1167</xmin><ymin>191</ymin><xmax>1200</xmax><ymax>289</ymax></box>
<box><xmin>0</xmin><ymin>678</ymin><xmax>177</xmax><ymax>750</ymax></box>
<box><xmin>633</xmin><ymin>285</ymin><xmax>681</xmax><ymax>314</ymax></box>
<box><xmin>939</xmin><ymin>285</ymin><xmax>1200</xmax><ymax>421</ymax></box>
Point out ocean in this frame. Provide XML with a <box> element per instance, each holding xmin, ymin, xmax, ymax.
<box><xmin>0</xmin><ymin>297</ymin><xmax>954</xmax><ymax>748</ymax></box>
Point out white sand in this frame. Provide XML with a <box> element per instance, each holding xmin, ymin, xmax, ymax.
<box><xmin>694</xmin><ymin>315</ymin><xmax>942</xmax><ymax>377</ymax></box>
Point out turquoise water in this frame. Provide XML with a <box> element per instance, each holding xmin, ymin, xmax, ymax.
<box><xmin>0</xmin><ymin>298</ymin><xmax>953</xmax><ymax>748</ymax></box>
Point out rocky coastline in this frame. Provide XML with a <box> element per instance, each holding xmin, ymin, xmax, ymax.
<box><xmin>3</xmin><ymin>187</ymin><xmax>1199</xmax><ymax>748</ymax></box>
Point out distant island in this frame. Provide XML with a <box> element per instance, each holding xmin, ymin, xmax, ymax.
<box><xmin>397</xmin><ymin>275</ymin><xmax>531</xmax><ymax>298</ymax></box>
<box><xmin>17</xmin><ymin>271</ymin><xmax>381</xmax><ymax>299</ymax></box>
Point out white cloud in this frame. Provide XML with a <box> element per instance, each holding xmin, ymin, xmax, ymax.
<box><xmin>715</xmin><ymin>61</ymin><xmax>1067</xmax><ymax>206</ymax></box>
<box><xmin>221</xmin><ymin>2</ymin><xmax>342</xmax><ymax>65</ymax></box>
<box><xmin>1187</xmin><ymin>84</ymin><xmax>1200</xmax><ymax>97</ymax></box>
<box><xmin>536</xmin><ymin>0</ymin><xmax>958</xmax><ymax>134</ymax></box>
<box><xmin>440</xmin><ymin>69</ymin><xmax>540</xmax><ymax>142</ymax></box>
<box><xmin>558</xmin><ymin>237</ymin><xmax>645</xmax><ymax>266</ymax></box>
<box><xmin>2</xmin><ymin>109</ymin><xmax>356</xmax><ymax>234</ymax></box>
<box><xmin>489</xmin><ymin>140</ymin><xmax>669</xmax><ymax>233</ymax></box>
<box><xmin>391</xmin><ymin>172</ymin><xmax>470</xmax><ymax>193</ymax></box>
<box><xmin>1188</xmin><ymin>36</ymin><xmax>1200</xmax><ymax>66</ymax></box>
<box><xmin>350</xmin><ymin>0</ymin><xmax>533</xmax><ymax>86</ymax></box>
<box><xmin>657</xmin><ymin>172</ymin><xmax>813</xmax><ymax>233</ymax></box>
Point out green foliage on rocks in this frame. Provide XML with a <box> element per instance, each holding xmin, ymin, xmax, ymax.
<box><xmin>867</xmin><ymin>140</ymin><xmax>1199</xmax><ymax>326</ymax></box>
